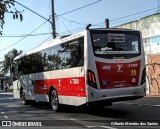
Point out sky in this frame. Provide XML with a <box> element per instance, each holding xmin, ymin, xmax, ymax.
<box><xmin>0</xmin><ymin>0</ymin><xmax>158</xmax><ymax>60</ymax></box>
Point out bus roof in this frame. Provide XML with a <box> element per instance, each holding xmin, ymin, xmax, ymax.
<box><xmin>13</xmin><ymin>28</ymin><xmax>140</xmax><ymax>61</ymax></box>
<box><xmin>14</xmin><ymin>30</ymin><xmax>86</xmax><ymax>61</ymax></box>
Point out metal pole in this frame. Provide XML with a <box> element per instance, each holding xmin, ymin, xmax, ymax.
<box><xmin>105</xmin><ymin>19</ymin><xmax>109</xmax><ymax>28</ymax></box>
<box><xmin>158</xmin><ymin>0</ymin><xmax>160</xmax><ymax>13</ymax></box>
<box><xmin>51</xmin><ymin>0</ymin><xmax>56</xmax><ymax>38</ymax></box>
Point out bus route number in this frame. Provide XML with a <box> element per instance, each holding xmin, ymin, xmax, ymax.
<box><xmin>70</xmin><ymin>78</ymin><xmax>79</xmax><ymax>84</ymax></box>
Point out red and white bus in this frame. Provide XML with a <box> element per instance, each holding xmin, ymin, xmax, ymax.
<box><xmin>13</xmin><ymin>28</ymin><xmax>146</xmax><ymax>111</ymax></box>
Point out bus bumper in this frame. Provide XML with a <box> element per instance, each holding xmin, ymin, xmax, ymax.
<box><xmin>87</xmin><ymin>82</ymin><xmax>146</xmax><ymax>103</ymax></box>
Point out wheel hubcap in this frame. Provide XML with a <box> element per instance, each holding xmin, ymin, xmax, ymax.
<box><xmin>51</xmin><ymin>90</ymin><xmax>58</xmax><ymax>110</ymax></box>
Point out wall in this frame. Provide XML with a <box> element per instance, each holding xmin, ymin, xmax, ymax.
<box><xmin>117</xmin><ymin>13</ymin><xmax>160</xmax><ymax>96</ymax></box>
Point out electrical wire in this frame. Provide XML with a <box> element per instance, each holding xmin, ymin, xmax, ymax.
<box><xmin>26</xmin><ymin>35</ymin><xmax>52</xmax><ymax>52</ymax></box>
<box><xmin>0</xmin><ymin>32</ymin><xmax>52</xmax><ymax>37</ymax></box>
<box><xmin>1</xmin><ymin>7</ymin><xmax>158</xmax><ymax>38</ymax></box>
<box><xmin>58</xmin><ymin>17</ymin><xmax>72</xmax><ymax>35</ymax></box>
<box><xmin>56</xmin><ymin>0</ymin><xmax>102</xmax><ymax>17</ymax></box>
<box><xmin>57</xmin><ymin>15</ymin><xmax>88</xmax><ymax>26</ymax></box>
<box><xmin>96</xmin><ymin>7</ymin><xmax>159</xmax><ymax>26</ymax></box>
<box><xmin>0</xmin><ymin>19</ymin><xmax>50</xmax><ymax>51</ymax></box>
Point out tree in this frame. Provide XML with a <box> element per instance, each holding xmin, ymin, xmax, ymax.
<box><xmin>0</xmin><ymin>48</ymin><xmax>22</xmax><ymax>75</ymax></box>
<box><xmin>0</xmin><ymin>0</ymin><xmax>23</xmax><ymax>35</ymax></box>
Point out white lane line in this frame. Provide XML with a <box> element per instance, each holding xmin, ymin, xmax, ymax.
<box><xmin>86</xmin><ymin>126</ymin><xmax>118</xmax><ymax>129</ymax></box>
<box><xmin>115</xmin><ymin>102</ymin><xmax>160</xmax><ymax>107</ymax></box>
<box><xmin>4</xmin><ymin>115</ymin><xmax>8</xmax><ymax>119</ymax></box>
<box><xmin>70</xmin><ymin>119</ymin><xmax>76</xmax><ymax>120</ymax></box>
<box><xmin>125</xmin><ymin>103</ymin><xmax>160</xmax><ymax>107</ymax></box>
<box><xmin>86</xmin><ymin>126</ymin><xmax>97</xmax><ymax>128</ymax></box>
<box><xmin>1</xmin><ymin>111</ymin><xmax>5</xmax><ymax>114</ymax></box>
<box><xmin>100</xmin><ymin>126</ymin><xmax>118</xmax><ymax>129</ymax></box>
<box><xmin>1</xmin><ymin>110</ymin><xmax>8</xmax><ymax>119</ymax></box>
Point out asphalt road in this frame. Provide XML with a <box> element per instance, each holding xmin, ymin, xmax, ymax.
<box><xmin>0</xmin><ymin>92</ymin><xmax>160</xmax><ymax>129</ymax></box>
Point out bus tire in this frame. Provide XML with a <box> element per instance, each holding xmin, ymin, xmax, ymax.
<box><xmin>22</xmin><ymin>97</ymin><xmax>30</xmax><ymax>105</ymax></box>
<box><xmin>21</xmin><ymin>90</ymin><xmax>29</xmax><ymax>105</ymax></box>
<box><xmin>50</xmin><ymin>89</ymin><xmax>61</xmax><ymax>112</ymax></box>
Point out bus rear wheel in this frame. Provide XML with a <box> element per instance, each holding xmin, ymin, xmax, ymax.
<box><xmin>22</xmin><ymin>91</ymin><xmax>29</xmax><ymax>105</ymax></box>
<box><xmin>50</xmin><ymin>89</ymin><xmax>61</xmax><ymax>112</ymax></box>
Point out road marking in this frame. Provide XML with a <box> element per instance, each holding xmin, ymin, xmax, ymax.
<box><xmin>100</xmin><ymin>126</ymin><xmax>118</xmax><ymax>129</ymax></box>
<box><xmin>1</xmin><ymin>110</ymin><xmax>8</xmax><ymax>119</ymax></box>
<box><xmin>124</xmin><ymin>103</ymin><xmax>160</xmax><ymax>107</ymax></box>
<box><xmin>86</xmin><ymin>126</ymin><xmax>97</xmax><ymax>128</ymax></box>
<box><xmin>70</xmin><ymin>119</ymin><xmax>76</xmax><ymax>120</ymax></box>
<box><xmin>1</xmin><ymin>111</ymin><xmax>5</xmax><ymax>114</ymax></box>
<box><xmin>4</xmin><ymin>115</ymin><xmax>8</xmax><ymax>119</ymax></box>
<box><xmin>86</xmin><ymin>126</ymin><xmax>118</xmax><ymax>129</ymax></box>
<box><xmin>0</xmin><ymin>92</ymin><xmax>13</xmax><ymax>95</ymax></box>
<box><xmin>114</xmin><ymin>102</ymin><xmax>160</xmax><ymax>107</ymax></box>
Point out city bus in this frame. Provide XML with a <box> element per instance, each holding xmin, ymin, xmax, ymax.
<box><xmin>12</xmin><ymin>28</ymin><xmax>146</xmax><ymax>111</ymax></box>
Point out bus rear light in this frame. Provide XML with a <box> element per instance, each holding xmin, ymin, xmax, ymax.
<box><xmin>87</xmin><ymin>69</ymin><xmax>97</xmax><ymax>89</ymax></box>
<box><xmin>141</xmin><ymin>68</ymin><xmax>146</xmax><ymax>85</ymax></box>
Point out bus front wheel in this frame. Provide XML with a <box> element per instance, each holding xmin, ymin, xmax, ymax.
<box><xmin>50</xmin><ymin>89</ymin><xmax>61</xmax><ymax>112</ymax></box>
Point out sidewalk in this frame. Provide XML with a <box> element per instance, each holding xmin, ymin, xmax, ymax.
<box><xmin>0</xmin><ymin>90</ymin><xmax>13</xmax><ymax>95</ymax></box>
<box><xmin>122</xmin><ymin>95</ymin><xmax>160</xmax><ymax>107</ymax></box>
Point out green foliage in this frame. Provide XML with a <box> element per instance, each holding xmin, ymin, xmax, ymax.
<box><xmin>0</xmin><ymin>48</ymin><xmax>22</xmax><ymax>75</ymax></box>
<box><xmin>0</xmin><ymin>0</ymin><xmax>23</xmax><ymax>35</ymax></box>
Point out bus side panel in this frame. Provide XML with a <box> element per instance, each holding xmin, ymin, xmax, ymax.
<box><xmin>49</xmin><ymin>67</ymin><xmax>86</xmax><ymax>106</ymax></box>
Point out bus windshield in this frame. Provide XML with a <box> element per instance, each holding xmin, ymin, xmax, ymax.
<box><xmin>91</xmin><ymin>30</ymin><xmax>141</xmax><ymax>58</ymax></box>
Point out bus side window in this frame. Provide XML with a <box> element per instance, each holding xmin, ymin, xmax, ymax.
<box><xmin>67</xmin><ymin>38</ymin><xmax>84</xmax><ymax>68</ymax></box>
<box><xmin>51</xmin><ymin>45</ymin><xmax>62</xmax><ymax>70</ymax></box>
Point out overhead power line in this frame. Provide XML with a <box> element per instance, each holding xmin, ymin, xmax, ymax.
<box><xmin>0</xmin><ymin>32</ymin><xmax>52</xmax><ymax>37</ymax></box>
<box><xmin>15</xmin><ymin>1</ymin><xmax>52</xmax><ymax>25</ymax></box>
<box><xmin>15</xmin><ymin>1</ymin><xmax>55</xmax><ymax>38</ymax></box>
<box><xmin>0</xmin><ymin>19</ymin><xmax>50</xmax><ymax>51</ymax></box>
<box><xmin>56</xmin><ymin>0</ymin><xmax>102</xmax><ymax>17</ymax></box>
<box><xmin>56</xmin><ymin>15</ymin><xmax>87</xmax><ymax>26</ymax></box>
<box><xmin>111</xmin><ymin>7</ymin><xmax>158</xmax><ymax>22</ymax></box>
<box><xmin>26</xmin><ymin>35</ymin><xmax>52</xmax><ymax>52</ymax></box>
<box><xmin>96</xmin><ymin>7</ymin><xmax>159</xmax><ymax>26</ymax></box>
<box><xmin>58</xmin><ymin>17</ymin><xmax>72</xmax><ymax>35</ymax></box>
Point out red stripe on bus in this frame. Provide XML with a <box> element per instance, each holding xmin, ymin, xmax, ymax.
<box><xmin>34</xmin><ymin>77</ymin><xmax>86</xmax><ymax>97</ymax></box>
<box><xmin>96</xmin><ymin>60</ymin><xmax>141</xmax><ymax>89</ymax></box>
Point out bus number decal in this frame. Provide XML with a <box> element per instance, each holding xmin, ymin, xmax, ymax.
<box><xmin>128</xmin><ymin>63</ymin><xmax>138</xmax><ymax>68</ymax></box>
<box><xmin>70</xmin><ymin>78</ymin><xmax>79</xmax><ymax>85</ymax></box>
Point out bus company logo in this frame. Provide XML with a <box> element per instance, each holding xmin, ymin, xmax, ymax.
<box><xmin>58</xmin><ymin>79</ymin><xmax>61</xmax><ymax>86</ymax></box>
<box><xmin>101</xmin><ymin>65</ymin><xmax>111</xmax><ymax>70</ymax></box>
<box><xmin>117</xmin><ymin>64</ymin><xmax>123</xmax><ymax>72</ymax></box>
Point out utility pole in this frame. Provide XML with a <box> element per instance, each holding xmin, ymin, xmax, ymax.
<box><xmin>105</xmin><ymin>19</ymin><xmax>109</xmax><ymax>28</ymax></box>
<box><xmin>51</xmin><ymin>0</ymin><xmax>56</xmax><ymax>38</ymax></box>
